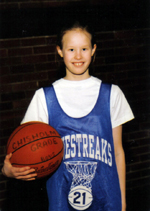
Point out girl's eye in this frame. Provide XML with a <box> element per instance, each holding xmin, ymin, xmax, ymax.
<box><xmin>82</xmin><ymin>48</ymin><xmax>87</xmax><ymax>51</ymax></box>
<box><xmin>69</xmin><ymin>49</ymin><xmax>74</xmax><ymax>52</ymax></box>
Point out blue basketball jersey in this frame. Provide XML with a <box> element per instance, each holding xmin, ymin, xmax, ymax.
<box><xmin>44</xmin><ymin>83</ymin><xmax>121</xmax><ymax>211</ymax></box>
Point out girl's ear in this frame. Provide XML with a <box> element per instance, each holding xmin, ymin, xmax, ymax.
<box><xmin>92</xmin><ymin>44</ymin><xmax>97</xmax><ymax>56</ymax></box>
<box><xmin>56</xmin><ymin>46</ymin><xmax>63</xmax><ymax>57</ymax></box>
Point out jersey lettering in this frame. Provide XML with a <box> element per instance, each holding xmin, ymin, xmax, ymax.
<box><xmin>83</xmin><ymin>134</ymin><xmax>88</xmax><ymax>157</ymax></box>
<box><xmin>101</xmin><ymin>138</ymin><xmax>107</xmax><ymax>164</ymax></box>
<box><xmin>62</xmin><ymin>134</ymin><xmax>112</xmax><ymax>167</ymax></box>
<box><xmin>70</xmin><ymin>134</ymin><xmax>76</xmax><ymax>157</ymax></box>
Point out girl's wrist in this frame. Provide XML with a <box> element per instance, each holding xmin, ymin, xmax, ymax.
<box><xmin>1</xmin><ymin>166</ymin><xmax>7</xmax><ymax>177</ymax></box>
<box><xmin>122</xmin><ymin>202</ymin><xmax>126</xmax><ymax>211</ymax></box>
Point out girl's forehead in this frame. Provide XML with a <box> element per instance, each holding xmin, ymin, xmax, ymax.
<box><xmin>62</xmin><ymin>29</ymin><xmax>92</xmax><ymax>46</ymax></box>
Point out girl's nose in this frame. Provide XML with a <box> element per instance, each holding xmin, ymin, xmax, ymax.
<box><xmin>75</xmin><ymin>50</ymin><xmax>82</xmax><ymax>59</ymax></box>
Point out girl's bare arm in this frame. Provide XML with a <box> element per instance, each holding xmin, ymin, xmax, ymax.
<box><xmin>113</xmin><ymin>125</ymin><xmax>126</xmax><ymax>211</ymax></box>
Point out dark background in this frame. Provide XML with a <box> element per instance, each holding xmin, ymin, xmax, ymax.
<box><xmin>0</xmin><ymin>1</ymin><xmax>150</xmax><ymax>210</ymax></box>
<box><xmin>0</xmin><ymin>1</ymin><xmax>149</xmax><ymax>39</ymax></box>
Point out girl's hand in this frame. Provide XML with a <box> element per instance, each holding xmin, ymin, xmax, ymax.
<box><xmin>1</xmin><ymin>153</ymin><xmax>37</xmax><ymax>181</ymax></box>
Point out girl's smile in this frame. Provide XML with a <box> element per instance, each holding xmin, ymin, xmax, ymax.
<box><xmin>73</xmin><ymin>62</ymin><xmax>84</xmax><ymax>67</ymax></box>
<box><xmin>57</xmin><ymin>29</ymin><xmax>96</xmax><ymax>81</ymax></box>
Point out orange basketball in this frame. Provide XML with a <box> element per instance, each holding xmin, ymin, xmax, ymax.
<box><xmin>7</xmin><ymin>121</ymin><xmax>64</xmax><ymax>179</ymax></box>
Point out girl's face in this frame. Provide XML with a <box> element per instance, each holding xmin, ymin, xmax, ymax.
<box><xmin>57</xmin><ymin>29</ymin><xmax>96</xmax><ymax>81</ymax></box>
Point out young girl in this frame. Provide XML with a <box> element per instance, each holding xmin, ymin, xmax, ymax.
<box><xmin>2</xmin><ymin>21</ymin><xmax>134</xmax><ymax>211</ymax></box>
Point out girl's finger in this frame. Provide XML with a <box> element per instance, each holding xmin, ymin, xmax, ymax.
<box><xmin>13</xmin><ymin>167</ymin><xmax>36</xmax><ymax>176</ymax></box>
<box><xmin>16</xmin><ymin>173</ymin><xmax>37</xmax><ymax>180</ymax></box>
<box><xmin>13</xmin><ymin>166</ymin><xmax>31</xmax><ymax>172</ymax></box>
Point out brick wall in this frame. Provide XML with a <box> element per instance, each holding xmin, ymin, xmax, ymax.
<box><xmin>1</xmin><ymin>1</ymin><xmax>148</xmax><ymax>40</ymax></box>
<box><xmin>0</xmin><ymin>25</ymin><xmax>150</xmax><ymax>211</ymax></box>
<box><xmin>0</xmin><ymin>35</ymin><xmax>57</xmax><ymax>209</ymax></box>
<box><xmin>0</xmin><ymin>0</ymin><xmax>96</xmax><ymax>10</ymax></box>
<box><xmin>0</xmin><ymin>0</ymin><xmax>135</xmax><ymax>9</ymax></box>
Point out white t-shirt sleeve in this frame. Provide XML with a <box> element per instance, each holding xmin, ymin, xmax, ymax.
<box><xmin>110</xmin><ymin>85</ymin><xmax>134</xmax><ymax>128</ymax></box>
<box><xmin>21</xmin><ymin>88</ymin><xmax>48</xmax><ymax>124</ymax></box>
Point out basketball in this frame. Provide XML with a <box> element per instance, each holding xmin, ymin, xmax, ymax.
<box><xmin>7</xmin><ymin>121</ymin><xmax>64</xmax><ymax>178</ymax></box>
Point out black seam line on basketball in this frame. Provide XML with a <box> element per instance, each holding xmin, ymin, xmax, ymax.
<box><xmin>11</xmin><ymin>136</ymin><xmax>61</xmax><ymax>154</ymax></box>
<box><xmin>7</xmin><ymin>122</ymin><xmax>60</xmax><ymax>149</ymax></box>
<box><xmin>11</xmin><ymin>147</ymin><xmax>64</xmax><ymax>166</ymax></box>
<box><xmin>7</xmin><ymin>123</ymin><xmax>40</xmax><ymax>148</ymax></box>
<box><xmin>7</xmin><ymin>123</ymin><xmax>46</xmax><ymax>149</ymax></box>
